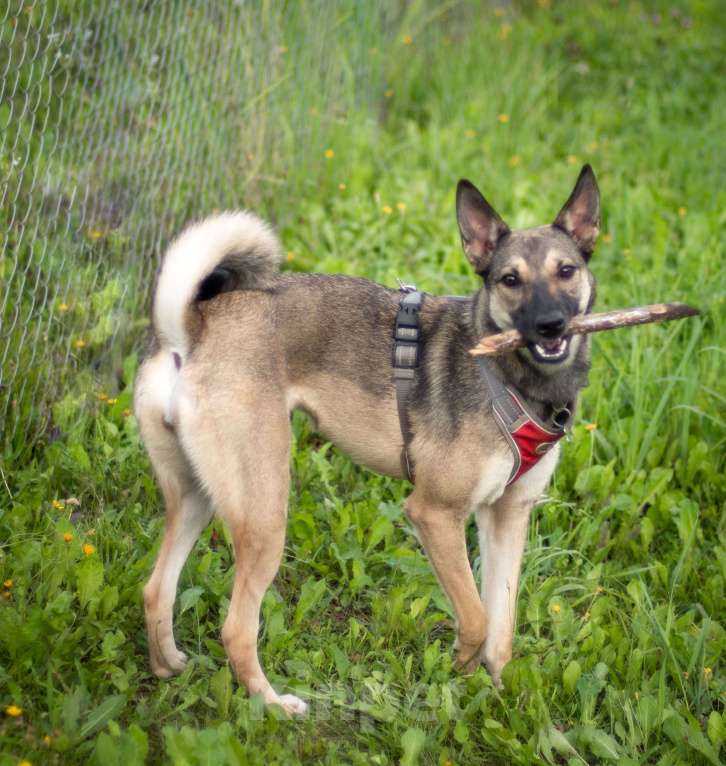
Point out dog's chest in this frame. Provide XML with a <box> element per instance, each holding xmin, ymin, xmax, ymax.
<box><xmin>470</xmin><ymin>452</ymin><xmax>515</xmax><ymax>510</ymax></box>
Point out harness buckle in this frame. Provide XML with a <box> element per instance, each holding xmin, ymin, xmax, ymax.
<box><xmin>552</xmin><ymin>407</ymin><xmax>572</xmax><ymax>429</ymax></box>
<box><xmin>393</xmin><ymin>341</ymin><xmax>419</xmax><ymax>368</ymax></box>
<box><xmin>396</xmin><ymin>278</ymin><xmax>418</xmax><ymax>293</ymax></box>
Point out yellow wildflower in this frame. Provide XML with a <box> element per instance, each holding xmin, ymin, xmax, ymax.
<box><xmin>106</xmin><ymin>398</ymin><xmax>117</xmax><ymax>406</ymax></box>
<box><xmin>551</xmin><ymin>603</ymin><xmax>561</xmax><ymax>614</ymax></box>
<box><xmin>63</xmin><ymin>532</ymin><xmax>73</xmax><ymax>543</ymax></box>
<box><xmin>286</xmin><ymin>251</ymin><xmax>295</xmax><ymax>262</ymax></box>
<box><xmin>82</xmin><ymin>543</ymin><xmax>95</xmax><ymax>556</ymax></box>
<box><xmin>683</xmin><ymin>671</ymin><xmax>689</xmax><ymax>679</ymax></box>
<box><xmin>74</xmin><ymin>339</ymin><xmax>86</xmax><ymax>349</ymax></box>
<box><xmin>4</xmin><ymin>579</ymin><xmax>13</xmax><ymax>588</ymax></box>
<box><xmin>396</xmin><ymin>202</ymin><xmax>407</xmax><ymax>212</ymax></box>
<box><xmin>122</xmin><ymin>408</ymin><xmax>131</xmax><ymax>417</ymax></box>
<box><xmin>402</xmin><ymin>35</ymin><xmax>413</xmax><ymax>45</ymax></box>
<box><xmin>465</xmin><ymin>129</ymin><xmax>477</xmax><ymax>139</ymax></box>
<box><xmin>384</xmin><ymin>89</ymin><xmax>394</xmax><ymax>99</ymax></box>
<box><xmin>52</xmin><ymin>500</ymin><xmax>64</xmax><ymax>510</ymax></box>
<box><xmin>324</xmin><ymin>148</ymin><xmax>334</xmax><ymax>159</ymax></box>
<box><xmin>338</xmin><ymin>183</ymin><xmax>347</xmax><ymax>191</ymax></box>
<box><xmin>58</xmin><ymin>303</ymin><xmax>69</xmax><ymax>312</ymax></box>
<box><xmin>704</xmin><ymin>667</ymin><xmax>712</xmax><ymax>678</ymax></box>
<box><xmin>382</xmin><ymin>205</ymin><xmax>393</xmax><ymax>216</ymax></box>
<box><xmin>5</xmin><ymin>704</ymin><xmax>22</xmax><ymax>717</ymax></box>
<box><xmin>678</xmin><ymin>207</ymin><xmax>687</xmax><ymax>217</ymax></box>
<box><xmin>602</xmin><ymin>233</ymin><xmax>612</xmax><ymax>243</ymax></box>
<box><xmin>18</xmin><ymin>761</ymin><xmax>33</xmax><ymax>766</ymax></box>
<box><xmin>567</xmin><ymin>154</ymin><xmax>578</xmax><ymax>165</ymax></box>
<box><xmin>596</xmin><ymin>585</ymin><xmax>605</xmax><ymax>594</ymax></box>
<box><xmin>494</xmin><ymin>8</ymin><xmax>505</xmax><ymax>17</ymax></box>
<box><xmin>498</xmin><ymin>113</ymin><xmax>510</xmax><ymax>124</ymax></box>
<box><xmin>43</xmin><ymin>735</ymin><xmax>52</xmax><ymax>745</ymax></box>
<box><xmin>87</xmin><ymin>228</ymin><xmax>106</xmax><ymax>241</ymax></box>
<box><xmin>499</xmin><ymin>24</ymin><xmax>512</xmax><ymax>41</ymax></box>
<box><xmin>96</xmin><ymin>392</ymin><xmax>108</xmax><ymax>401</ymax></box>
<box><xmin>508</xmin><ymin>155</ymin><xmax>521</xmax><ymax>168</ymax></box>
<box><xmin>585</xmin><ymin>423</ymin><xmax>597</xmax><ymax>432</ymax></box>
<box><xmin>2</xmin><ymin>591</ymin><xmax>10</xmax><ymax>600</ymax></box>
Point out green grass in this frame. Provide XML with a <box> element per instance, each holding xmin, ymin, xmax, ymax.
<box><xmin>1</xmin><ymin>1</ymin><xmax>725</xmax><ymax>764</ymax></box>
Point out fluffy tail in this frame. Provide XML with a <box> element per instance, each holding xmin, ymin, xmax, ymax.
<box><xmin>153</xmin><ymin>211</ymin><xmax>281</xmax><ymax>355</ymax></box>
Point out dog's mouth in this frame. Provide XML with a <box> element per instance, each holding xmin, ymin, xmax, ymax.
<box><xmin>527</xmin><ymin>336</ymin><xmax>570</xmax><ymax>364</ymax></box>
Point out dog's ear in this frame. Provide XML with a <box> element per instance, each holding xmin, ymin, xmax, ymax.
<box><xmin>553</xmin><ymin>164</ymin><xmax>600</xmax><ymax>258</ymax></box>
<box><xmin>456</xmin><ymin>180</ymin><xmax>510</xmax><ymax>276</ymax></box>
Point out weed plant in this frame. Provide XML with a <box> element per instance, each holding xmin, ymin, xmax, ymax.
<box><xmin>1</xmin><ymin>1</ymin><xmax>725</xmax><ymax>764</ymax></box>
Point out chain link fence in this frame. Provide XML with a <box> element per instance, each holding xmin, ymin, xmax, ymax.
<box><xmin>0</xmin><ymin>0</ymin><xmax>421</xmax><ymax>462</ymax></box>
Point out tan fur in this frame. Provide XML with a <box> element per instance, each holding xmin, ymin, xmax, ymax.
<box><xmin>287</xmin><ymin>375</ymin><xmax>404</xmax><ymax>477</ymax></box>
<box><xmin>136</xmin><ymin>168</ymin><xmax>599</xmax><ymax>713</ymax></box>
<box><xmin>136</xmin><ymin>288</ymin><xmax>532</xmax><ymax>710</ymax></box>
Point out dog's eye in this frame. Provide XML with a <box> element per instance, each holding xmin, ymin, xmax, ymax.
<box><xmin>500</xmin><ymin>273</ymin><xmax>521</xmax><ymax>288</ymax></box>
<box><xmin>558</xmin><ymin>265</ymin><xmax>576</xmax><ymax>280</ymax></box>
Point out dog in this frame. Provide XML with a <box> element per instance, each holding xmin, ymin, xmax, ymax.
<box><xmin>134</xmin><ymin>165</ymin><xmax>599</xmax><ymax>715</ymax></box>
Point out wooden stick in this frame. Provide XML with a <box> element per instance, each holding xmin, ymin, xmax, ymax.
<box><xmin>469</xmin><ymin>302</ymin><xmax>701</xmax><ymax>357</ymax></box>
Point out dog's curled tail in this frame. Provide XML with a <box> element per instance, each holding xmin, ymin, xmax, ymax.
<box><xmin>153</xmin><ymin>211</ymin><xmax>282</xmax><ymax>356</ymax></box>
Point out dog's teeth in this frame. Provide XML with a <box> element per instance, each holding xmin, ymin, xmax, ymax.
<box><xmin>534</xmin><ymin>338</ymin><xmax>568</xmax><ymax>360</ymax></box>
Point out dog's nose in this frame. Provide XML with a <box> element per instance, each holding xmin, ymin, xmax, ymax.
<box><xmin>535</xmin><ymin>312</ymin><xmax>566</xmax><ymax>338</ymax></box>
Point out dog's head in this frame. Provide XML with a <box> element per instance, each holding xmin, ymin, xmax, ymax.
<box><xmin>457</xmin><ymin>165</ymin><xmax>599</xmax><ymax>372</ymax></box>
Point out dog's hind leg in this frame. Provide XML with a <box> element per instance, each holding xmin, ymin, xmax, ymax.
<box><xmin>405</xmin><ymin>492</ymin><xmax>488</xmax><ymax>673</ymax></box>
<box><xmin>136</xmin><ymin>354</ymin><xmax>214</xmax><ymax>678</ymax></box>
<box><xmin>179</xmin><ymin>392</ymin><xmax>307</xmax><ymax>716</ymax></box>
<box><xmin>143</xmin><ymin>484</ymin><xmax>212</xmax><ymax>677</ymax></box>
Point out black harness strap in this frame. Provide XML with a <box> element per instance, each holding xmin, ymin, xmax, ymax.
<box><xmin>392</xmin><ymin>287</ymin><xmax>423</xmax><ymax>481</ymax></box>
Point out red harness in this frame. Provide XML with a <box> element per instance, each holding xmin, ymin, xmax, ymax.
<box><xmin>492</xmin><ymin>388</ymin><xmax>567</xmax><ymax>485</ymax></box>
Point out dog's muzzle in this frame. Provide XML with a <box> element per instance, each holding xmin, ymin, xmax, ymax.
<box><xmin>523</xmin><ymin>310</ymin><xmax>572</xmax><ymax>364</ymax></box>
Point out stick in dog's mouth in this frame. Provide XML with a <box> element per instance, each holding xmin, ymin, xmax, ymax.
<box><xmin>469</xmin><ymin>302</ymin><xmax>701</xmax><ymax>357</ymax></box>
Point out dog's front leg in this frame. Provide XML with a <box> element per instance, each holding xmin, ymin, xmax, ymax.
<box><xmin>405</xmin><ymin>493</ymin><xmax>487</xmax><ymax>672</ymax></box>
<box><xmin>475</xmin><ymin>496</ymin><xmax>532</xmax><ymax>687</ymax></box>
<box><xmin>476</xmin><ymin>449</ymin><xmax>559</xmax><ymax>686</ymax></box>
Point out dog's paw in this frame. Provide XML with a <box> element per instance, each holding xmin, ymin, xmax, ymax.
<box><xmin>150</xmin><ymin>660</ymin><xmax>176</xmax><ymax>679</ymax></box>
<box><xmin>454</xmin><ymin>650</ymin><xmax>483</xmax><ymax>675</ymax></box>
<box><xmin>454</xmin><ymin>636</ymin><xmax>486</xmax><ymax>674</ymax></box>
<box><xmin>164</xmin><ymin>648</ymin><xmax>189</xmax><ymax>674</ymax></box>
<box><xmin>482</xmin><ymin>645</ymin><xmax>509</xmax><ymax>689</ymax></box>
<box><xmin>275</xmin><ymin>694</ymin><xmax>308</xmax><ymax>717</ymax></box>
<box><xmin>151</xmin><ymin>647</ymin><xmax>188</xmax><ymax>678</ymax></box>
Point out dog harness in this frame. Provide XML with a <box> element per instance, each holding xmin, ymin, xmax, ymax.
<box><xmin>392</xmin><ymin>286</ymin><xmax>571</xmax><ymax>484</ymax></box>
<box><xmin>392</xmin><ymin>286</ymin><xmax>424</xmax><ymax>480</ymax></box>
<box><xmin>476</xmin><ymin>355</ymin><xmax>570</xmax><ymax>484</ymax></box>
